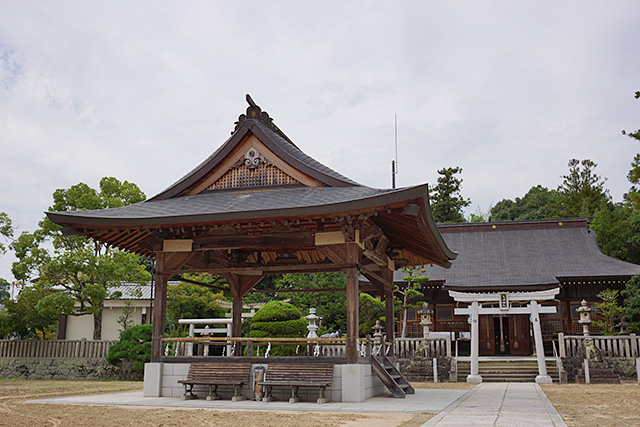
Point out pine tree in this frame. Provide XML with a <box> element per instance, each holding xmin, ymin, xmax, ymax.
<box><xmin>429</xmin><ymin>167</ymin><xmax>471</xmax><ymax>223</ymax></box>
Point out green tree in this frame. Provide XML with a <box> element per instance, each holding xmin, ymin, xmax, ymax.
<box><xmin>551</xmin><ymin>159</ymin><xmax>611</xmax><ymax>218</ymax></box>
<box><xmin>490</xmin><ymin>186</ymin><xmax>559</xmax><ymax>222</ymax></box>
<box><xmin>429</xmin><ymin>166</ymin><xmax>471</xmax><ymax>223</ymax></box>
<box><xmin>359</xmin><ymin>293</ymin><xmax>384</xmax><ymax>336</ymax></box>
<box><xmin>468</xmin><ymin>205</ymin><xmax>491</xmax><ymax>223</ymax></box>
<box><xmin>272</xmin><ymin>273</ymin><xmax>387</xmax><ymax>337</ymax></box>
<box><xmin>116</xmin><ymin>286</ymin><xmax>143</xmax><ymax>333</ymax></box>
<box><xmin>0</xmin><ymin>284</ymin><xmax>73</xmax><ymax>339</ymax></box>
<box><xmin>623</xmin><ymin>91</ymin><xmax>640</xmax><ymax>207</ymax></box>
<box><xmin>274</xmin><ymin>273</ymin><xmax>347</xmax><ymax>334</ymax></box>
<box><xmin>591</xmin><ymin>204</ymin><xmax>640</xmax><ymax>263</ymax></box>
<box><xmin>166</xmin><ymin>274</ymin><xmax>227</xmax><ymax>330</ymax></box>
<box><xmin>0</xmin><ymin>278</ymin><xmax>10</xmax><ymax>304</ymax></box>
<box><xmin>623</xmin><ymin>275</ymin><xmax>640</xmax><ymax>333</ymax></box>
<box><xmin>396</xmin><ymin>266</ymin><xmax>428</xmax><ymax>338</ymax></box>
<box><xmin>593</xmin><ymin>289</ymin><xmax>624</xmax><ymax>335</ymax></box>
<box><xmin>0</xmin><ymin>212</ymin><xmax>13</xmax><ymax>255</ymax></box>
<box><xmin>10</xmin><ymin>177</ymin><xmax>150</xmax><ymax>340</ymax></box>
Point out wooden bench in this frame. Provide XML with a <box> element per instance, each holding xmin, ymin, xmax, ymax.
<box><xmin>177</xmin><ymin>362</ymin><xmax>251</xmax><ymax>401</ymax></box>
<box><xmin>259</xmin><ymin>363</ymin><xmax>334</xmax><ymax>404</ymax></box>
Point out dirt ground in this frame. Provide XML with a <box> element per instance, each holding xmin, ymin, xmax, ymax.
<box><xmin>541</xmin><ymin>382</ymin><xmax>640</xmax><ymax>427</ymax></box>
<box><xmin>2</xmin><ymin>379</ymin><xmax>637</xmax><ymax>427</ymax></box>
<box><xmin>0</xmin><ymin>380</ymin><xmax>433</xmax><ymax>427</ymax></box>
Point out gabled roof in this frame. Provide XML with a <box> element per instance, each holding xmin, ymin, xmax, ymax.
<box><xmin>46</xmin><ymin>95</ymin><xmax>456</xmax><ymax>269</ymax></box>
<box><xmin>151</xmin><ymin>95</ymin><xmax>358</xmax><ymax>201</ymax></box>
<box><xmin>395</xmin><ymin>218</ymin><xmax>640</xmax><ymax>290</ymax></box>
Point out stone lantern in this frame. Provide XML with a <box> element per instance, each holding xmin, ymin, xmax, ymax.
<box><xmin>417</xmin><ymin>302</ymin><xmax>433</xmax><ymax>338</ymax></box>
<box><xmin>576</xmin><ymin>300</ymin><xmax>592</xmax><ymax>337</ymax></box>
<box><xmin>617</xmin><ymin>317</ymin><xmax>629</xmax><ymax>335</ymax></box>
<box><xmin>373</xmin><ymin>320</ymin><xmax>384</xmax><ymax>346</ymax></box>
<box><xmin>577</xmin><ymin>300</ymin><xmax>597</xmax><ymax>359</ymax></box>
<box><xmin>305</xmin><ymin>307</ymin><xmax>321</xmax><ymax>339</ymax></box>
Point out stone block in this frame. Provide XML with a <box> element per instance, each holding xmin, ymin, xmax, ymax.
<box><xmin>172</xmin><ymin>363</ymin><xmax>190</xmax><ymax>376</ymax></box>
<box><xmin>341</xmin><ymin>364</ymin><xmax>366</xmax><ymax>403</ymax></box>
<box><xmin>143</xmin><ymin>363</ymin><xmax>163</xmax><ymax>397</ymax></box>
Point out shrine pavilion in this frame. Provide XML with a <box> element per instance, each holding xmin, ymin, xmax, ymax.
<box><xmin>47</xmin><ymin>95</ymin><xmax>457</xmax><ymax>400</ymax></box>
<box><xmin>393</xmin><ymin>218</ymin><xmax>640</xmax><ymax>383</ymax></box>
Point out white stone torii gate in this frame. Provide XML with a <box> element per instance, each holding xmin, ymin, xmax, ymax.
<box><xmin>449</xmin><ymin>288</ymin><xmax>560</xmax><ymax>384</ymax></box>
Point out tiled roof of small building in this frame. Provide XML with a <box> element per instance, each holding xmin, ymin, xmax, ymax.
<box><xmin>395</xmin><ymin>218</ymin><xmax>640</xmax><ymax>290</ymax></box>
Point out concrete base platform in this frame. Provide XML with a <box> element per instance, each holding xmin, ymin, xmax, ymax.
<box><xmin>33</xmin><ymin>388</ymin><xmax>470</xmax><ymax>414</ymax></box>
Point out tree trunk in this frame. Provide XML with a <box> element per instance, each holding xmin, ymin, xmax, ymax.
<box><xmin>401</xmin><ymin>306</ymin><xmax>407</xmax><ymax>338</ymax></box>
<box><xmin>93</xmin><ymin>305</ymin><xmax>103</xmax><ymax>340</ymax></box>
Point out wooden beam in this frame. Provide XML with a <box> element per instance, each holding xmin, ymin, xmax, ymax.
<box><xmin>194</xmin><ymin>232</ymin><xmax>314</xmax><ymax>251</ymax></box>
<box><xmin>316</xmin><ymin>244</ymin><xmax>347</xmax><ymax>264</ymax></box>
<box><xmin>238</xmin><ymin>274</ymin><xmax>264</xmax><ymax>297</ymax></box>
<box><xmin>161</xmin><ymin>251</ymin><xmax>195</xmax><ymax>273</ymax></box>
<box><xmin>171</xmin><ymin>262</ymin><xmax>352</xmax><ymax>275</ymax></box>
<box><xmin>360</xmin><ymin>265</ymin><xmax>393</xmax><ymax>291</ymax></box>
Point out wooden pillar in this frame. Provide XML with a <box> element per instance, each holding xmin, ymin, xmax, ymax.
<box><xmin>345</xmin><ymin>243</ymin><xmax>360</xmax><ymax>364</ymax></box>
<box><xmin>382</xmin><ymin>268</ymin><xmax>395</xmax><ymax>357</ymax></box>
<box><xmin>151</xmin><ymin>252</ymin><xmax>168</xmax><ymax>363</ymax></box>
<box><xmin>232</xmin><ymin>295</ymin><xmax>243</xmax><ymax>356</ymax></box>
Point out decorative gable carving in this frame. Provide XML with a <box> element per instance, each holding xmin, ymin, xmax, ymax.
<box><xmin>207</xmin><ymin>147</ymin><xmax>300</xmax><ymax>190</ymax></box>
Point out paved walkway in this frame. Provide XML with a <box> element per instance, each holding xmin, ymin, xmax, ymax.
<box><xmin>422</xmin><ymin>383</ymin><xmax>567</xmax><ymax>427</ymax></box>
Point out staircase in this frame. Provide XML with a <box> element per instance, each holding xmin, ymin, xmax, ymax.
<box><xmin>456</xmin><ymin>358</ymin><xmax>560</xmax><ymax>382</ymax></box>
<box><xmin>371</xmin><ymin>355</ymin><xmax>415</xmax><ymax>398</ymax></box>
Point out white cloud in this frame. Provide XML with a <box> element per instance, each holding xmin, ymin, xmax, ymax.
<box><xmin>0</xmin><ymin>1</ymin><xmax>639</xmax><ymax>280</ymax></box>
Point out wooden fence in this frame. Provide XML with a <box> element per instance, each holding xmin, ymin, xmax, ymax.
<box><xmin>557</xmin><ymin>333</ymin><xmax>640</xmax><ymax>358</ymax></box>
<box><xmin>0</xmin><ymin>340</ymin><xmax>117</xmax><ymax>359</ymax></box>
<box><xmin>393</xmin><ymin>337</ymin><xmax>452</xmax><ymax>359</ymax></box>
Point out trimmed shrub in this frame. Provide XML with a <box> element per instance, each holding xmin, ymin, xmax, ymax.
<box><xmin>251</xmin><ymin>300</ymin><xmax>302</xmax><ymax>322</ymax></box>
<box><xmin>249</xmin><ymin>301</ymin><xmax>306</xmax><ymax>356</ymax></box>
<box><xmin>105</xmin><ymin>324</ymin><xmax>152</xmax><ymax>374</ymax></box>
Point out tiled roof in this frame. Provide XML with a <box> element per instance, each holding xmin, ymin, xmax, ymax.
<box><xmin>50</xmin><ymin>185</ymin><xmax>412</xmax><ymax>226</ymax></box>
<box><xmin>394</xmin><ymin>219</ymin><xmax>640</xmax><ymax>290</ymax></box>
<box><xmin>108</xmin><ymin>281</ymin><xmax>180</xmax><ymax>300</ymax></box>
<box><xmin>251</xmin><ymin>120</ymin><xmax>359</xmax><ymax>186</ymax></box>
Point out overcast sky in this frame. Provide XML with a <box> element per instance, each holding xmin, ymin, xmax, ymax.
<box><xmin>1</xmin><ymin>1</ymin><xmax>639</xmax><ymax>282</ymax></box>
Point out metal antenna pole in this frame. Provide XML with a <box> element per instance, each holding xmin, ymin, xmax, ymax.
<box><xmin>392</xmin><ymin>114</ymin><xmax>398</xmax><ymax>188</ymax></box>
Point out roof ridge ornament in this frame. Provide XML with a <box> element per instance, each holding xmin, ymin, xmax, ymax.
<box><xmin>233</xmin><ymin>93</ymin><xmax>277</xmax><ymax>133</ymax></box>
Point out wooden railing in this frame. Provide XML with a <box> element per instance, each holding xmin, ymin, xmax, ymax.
<box><xmin>557</xmin><ymin>333</ymin><xmax>640</xmax><ymax>358</ymax></box>
<box><xmin>162</xmin><ymin>337</ymin><xmax>350</xmax><ymax>358</ymax></box>
<box><xmin>393</xmin><ymin>337</ymin><xmax>452</xmax><ymax>359</ymax></box>
<box><xmin>0</xmin><ymin>339</ymin><xmax>117</xmax><ymax>359</ymax></box>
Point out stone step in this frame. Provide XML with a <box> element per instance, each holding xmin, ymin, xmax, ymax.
<box><xmin>456</xmin><ymin>360</ymin><xmax>559</xmax><ymax>382</ymax></box>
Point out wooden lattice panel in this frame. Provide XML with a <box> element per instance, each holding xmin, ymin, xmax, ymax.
<box><xmin>208</xmin><ymin>163</ymin><xmax>300</xmax><ymax>190</ymax></box>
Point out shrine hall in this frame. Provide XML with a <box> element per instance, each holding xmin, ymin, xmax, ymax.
<box><xmin>47</xmin><ymin>95</ymin><xmax>457</xmax><ymax>400</ymax></box>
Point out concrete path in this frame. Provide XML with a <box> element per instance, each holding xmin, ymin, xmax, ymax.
<box><xmin>422</xmin><ymin>383</ymin><xmax>567</xmax><ymax>427</ymax></box>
